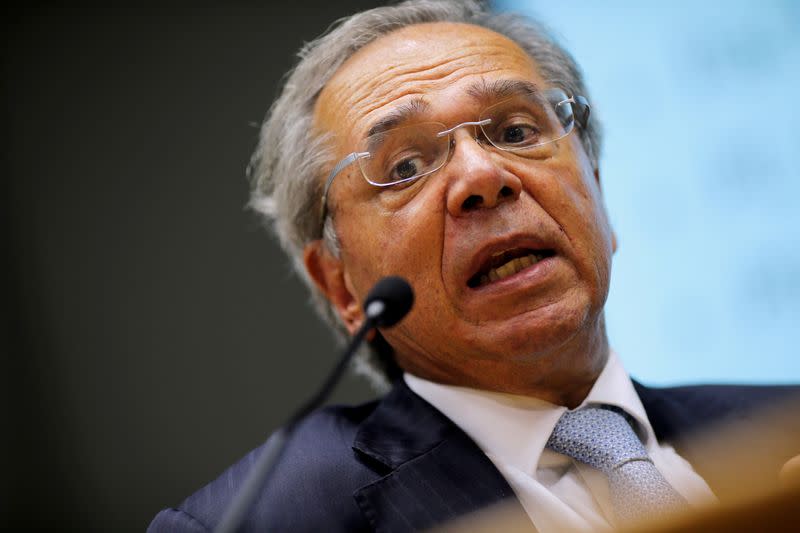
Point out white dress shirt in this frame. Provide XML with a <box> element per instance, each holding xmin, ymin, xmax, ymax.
<box><xmin>404</xmin><ymin>351</ymin><xmax>717</xmax><ymax>532</ymax></box>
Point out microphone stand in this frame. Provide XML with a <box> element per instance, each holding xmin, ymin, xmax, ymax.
<box><xmin>213</xmin><ymin>302</ymin><xmax>384</xmax><ymax>533</ymax></box>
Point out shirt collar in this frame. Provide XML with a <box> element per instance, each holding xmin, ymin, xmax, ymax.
<box><xmin>404</xmin><ymin>351</ymin><xmax>656</xmax><ymax>474</ymax></box>
<box><xmin>582</xmin><ymin>350</ymin><xmax>655</xmax><ymax>448</ymax></box>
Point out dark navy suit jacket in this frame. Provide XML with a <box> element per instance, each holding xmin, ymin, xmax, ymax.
<box><xmin>148</xmin><ymin>380</ymin><xmax>799</xmax><ymax>532</ymax></box>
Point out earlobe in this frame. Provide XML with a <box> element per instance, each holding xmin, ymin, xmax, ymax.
<box><xmin>303</xmin><ymin>240</ymin><xmax>365</xmax><ymax>335</ymax></box>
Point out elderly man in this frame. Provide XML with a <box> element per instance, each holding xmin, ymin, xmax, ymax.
<box><xmin>149</xmin><ymin>1</ymin><xmax>798</xmax><ymax>531</ymax></box>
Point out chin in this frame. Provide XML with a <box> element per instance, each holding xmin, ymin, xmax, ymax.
<box><xmin>462</xmin><ymin>291</ymin><xmax>600</xmax><ymax>361</ymax></box>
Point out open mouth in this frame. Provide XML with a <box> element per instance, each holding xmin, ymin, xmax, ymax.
<box><xmin>467</xmin><ymin>248</ymin><xmax>556</xmax><ymax>289</ymax></box>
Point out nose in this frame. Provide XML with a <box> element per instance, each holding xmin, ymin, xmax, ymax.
<box><xmin>445</xmin><ymin>129</ymin><xmax>522</xmax><ymax>217</ymax></box>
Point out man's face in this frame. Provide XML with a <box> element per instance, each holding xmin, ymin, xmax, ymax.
<box><xmin>312</xmin><ymin>22</ymin><xmax>615</xmax><ymax>394</ymax></box>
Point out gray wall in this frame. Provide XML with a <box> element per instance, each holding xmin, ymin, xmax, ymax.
<box><xmin>3</xmin><ymin>3</ymin><xmax>385</xmax><ymax>530</ymax></box>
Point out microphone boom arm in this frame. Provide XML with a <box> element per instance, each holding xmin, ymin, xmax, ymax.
<box><xmin>214</xmin><ymin>276</ymin><xmax>413</xmax><ymax>533</ymax></box>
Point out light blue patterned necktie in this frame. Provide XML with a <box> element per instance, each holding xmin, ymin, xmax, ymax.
<box><xmin>546</xmin><ymin>405</ymin><xmax>687</xmax><ymax>524</ymax></box>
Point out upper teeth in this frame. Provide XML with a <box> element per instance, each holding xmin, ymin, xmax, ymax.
<box><xmin>480</xmin><ymin>253</ymin><xmax>542</xmax><ymax>286</ymax></box>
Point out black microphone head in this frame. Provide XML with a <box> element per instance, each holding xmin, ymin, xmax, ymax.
<box><xmin>363</xmin><ymin>276</ymin><xmax>414</xmax><ymax>327</ymax></box>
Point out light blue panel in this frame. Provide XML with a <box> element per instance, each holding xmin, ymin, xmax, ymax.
<box><xmin>493</xmin><ymin>0</ymin><xmax>799</xmax><ymax>384</ymax></box>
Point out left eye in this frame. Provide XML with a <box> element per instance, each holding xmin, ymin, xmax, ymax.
<box><xmin>500</xmin><ymin>123</ymin><xmax>539</xmax><ymax>145</ymax></box>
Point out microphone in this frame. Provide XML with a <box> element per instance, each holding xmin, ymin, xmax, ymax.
<box><xmin>214</xmin><ymin>276</ymin><xmax>414</xmax><ymax>533</ymax></box>
<box><xmin>363</xmin><ymin>275</ymin><xmax>415</xmax><ymax>328</ymax></box>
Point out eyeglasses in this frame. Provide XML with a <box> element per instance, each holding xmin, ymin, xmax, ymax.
<box><xmin>319</xmin><ymin>88</ymin><xmax>589</xmax><ymax>233</ymax></box>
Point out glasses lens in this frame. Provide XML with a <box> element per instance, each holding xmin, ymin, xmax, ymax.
<box><xmin>479</xmin><ymin>91</ymin><xmax>575</xmax><ymax>157</ymax></box>
<box><xmin>358</xmin><ymin>122</ymin><xmax>450</xmax><ymax>186</ymax></box>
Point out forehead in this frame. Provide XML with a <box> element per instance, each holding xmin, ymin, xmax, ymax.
<box><xmin>314</xmin><ymin>22</ymin><xmax>543</xmax><ymax>147</ymax></box>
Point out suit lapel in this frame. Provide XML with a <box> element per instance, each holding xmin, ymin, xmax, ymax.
<box><xmin>350</xmin><ymin>378</ymin><xmax>798</xmax><ymax>531</ymax></box>
<box><xmin>352</xmin><ymin>380</ymin><xmax>528</xmax><ymax>533</ymax></box>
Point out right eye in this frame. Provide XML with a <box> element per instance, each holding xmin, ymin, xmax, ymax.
<box><xmin>382</xmin><ymin>151</ymin><xmax>430</xmax><ymax>184</ymax></box>
<box><xmin>392</xmin><ymin>157</ymin><xmax>422</xmax><ymax>181</ymax></box>
<box><xmin>364</xmin><ymin>123</ymin><xmax>448</xmax><ymax>185</ymax></box>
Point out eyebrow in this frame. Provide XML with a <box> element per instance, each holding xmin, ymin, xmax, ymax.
<box><xmin>362</xmin><ymin>79</ymin><xmax>543</xmax><ymax>141</ymax></box>
<box><xmin>465</xmin><ymin>79</ymin><xmax>543</xmax><ymax>105</ymax></box>
<box><xmin>366</xmin><ymin>98</ymin><xmax>431</xmax><ymax>138</ymax></box>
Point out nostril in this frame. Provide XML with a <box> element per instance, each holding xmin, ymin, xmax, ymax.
<box><xmin>462</xmin><ymin>195</ymin><xmax>483</xmax><ymax>211</ymax></box>
<box><xmin>499</xmin><ymin>186</ymin><xmax>513</xmax><ymax>198</ymax></box>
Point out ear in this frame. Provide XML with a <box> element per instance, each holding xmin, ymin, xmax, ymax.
<box><xmin>594</xmin><ymin>168</ymin><xmax>618</xmax><ymax>254</ymax></box>
<box><xmin>303</xmin><ymin>240</ymin><xmax>365</xmax><ymax>335</ymax></box>
<box><xmin>610</xmin><ymin>227</ymin><xmax>618</xmax><ymax>254</ymax></box>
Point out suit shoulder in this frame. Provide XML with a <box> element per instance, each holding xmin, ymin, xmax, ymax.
<box><xmin>635</xmin><ymin>380</ymin><xmax>800</xmax><ymax>438</ymax></box>
<box><xmin>151</xmin><ymin>400</ymin><xmax>382</xmax><ymax>532</ymax></box>
<box><xmin>638</xmin><ymin>381</ymin><xmax>800</xmax><ymax>413</ymax></box>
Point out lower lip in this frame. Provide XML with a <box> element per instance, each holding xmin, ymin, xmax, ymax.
<box><xmin>469</xmin><ymin>255</ymin><xmax>558</xmax><ymax>293</ymax></box>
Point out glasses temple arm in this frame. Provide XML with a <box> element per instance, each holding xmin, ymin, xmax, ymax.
<box><xmin>319</xmin><ymin>151</ymin><xmax>369</xmax><ymax>234</ymax></box>
<box><xmin>573</xmin><ymin>96</ymin><xmax>590</xmax><ymax>128</ymax></box>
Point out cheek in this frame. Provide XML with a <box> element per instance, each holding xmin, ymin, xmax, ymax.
<box><xmin>390</xmin><ymin>202</ymin><xmax>449</xmax><ymax>300</ymax></box>
<box><xmin>552</xmin><ymin>159</ymin><xmax>614</xmax><ymax>297</ymax></box>
<box><xmin>512</xmin><ymin>149</ymin><xmax>613</xmax><ymax>285</ymax></box>
<box><xmin>352</xmin><ymin>193</ymin><xmax>458</xmax><ymax>358</ymax></box>
<box><xmin>340</xmin><ymin>187</ymin><xmax>448</xmax><ymax>297</ymax></box>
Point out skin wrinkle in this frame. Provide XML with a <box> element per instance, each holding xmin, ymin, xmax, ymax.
<box><xmin>371</xmin><ymin>100</ymin><xmax>513</xmax><ymax>215</ymax></box>
<box><xmin>486</xmin><ymin>154</ymin><xmax>585</xmax><ymax>279</ymax></box>
<box><xmin>446</xmin><ymin>146</ymin><xmax>596</xmax><ymax>303</ymax></box>
<box><xmin>366</xmin><ymin>99</ymin><xmax>430</xmax><ymax>139</ymax></box>
<box><xmin>322</xmin><ymin>56</ymin><xmax>522</xmax><ymax>150</ymax></box>
<box><xmin>321</xmin><ymin>70</ymin><xmax>523</xmax><ymax>218</ymax></box>
<box><xmin>364</xmin><ymin>77</ymin><xmax>542</xmax><ymax>142</ymax></box>
<box><xmin>321</xmin><ymin>39</ymin><xmax>531</xmax><ymax>146</ymax></box>
<box><xmin>544</xmin><ymin>138</ymin><xmax>610</xmax><ymax>269</ymax></box>
<box><xmin>398</xmin><ymin>289</ymin><xmax>592</xmax><ymax>383</ymax></box>
<box><xmin>361</xmin><ymin>40</ymin><xmax>522</xmax><ymax>88</ymax></box>
<box><xmin>307</xmin><ymin>22</ymin><xmax>615</xmax><ymax>407</ymax></box>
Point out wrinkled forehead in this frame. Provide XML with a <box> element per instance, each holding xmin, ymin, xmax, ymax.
<box><xmin>314</xmin><ymin>22</ymin><xmax>543</xmax><ymax>150</ymax></box>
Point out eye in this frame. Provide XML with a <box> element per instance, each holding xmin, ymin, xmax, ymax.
<box><xmin>393</xmin><ymin>157</ymin><xmax>421</xmax><ymax>181</ymax></box>
<box><xmin>364</xmin><ymin>123</ymin><xmax>448</xmax><ymax>185</ymax></box>
<box><xmin>480</xmin><ymin>99</ymin><xmax>551</xmax><ymax>149</ymax></box>
<box><xmin>499</xmin><ymin>122</ymin><xmax>540</xmax><ymax>146</ymax></box>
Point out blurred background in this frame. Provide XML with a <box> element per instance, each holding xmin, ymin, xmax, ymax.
<box><xmin>495</xmin><ymin>0</ymin><xmax>800</xmax><ymax>386</ymax></box>
<box><xmin>3</xmin><ymin>1</ymin><xmax>797</xmax><ymax>530</ymax></box>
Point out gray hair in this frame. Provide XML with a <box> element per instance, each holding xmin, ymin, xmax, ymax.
<box><xmin>248</xmin><ymin>0</ymin><xmax>602</xmax><ymax>388</ymax></box>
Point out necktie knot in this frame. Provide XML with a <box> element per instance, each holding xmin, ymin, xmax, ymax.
<box><xmin>546</xmin><ymin>405</ymin><xmax>649</xmax><ymax>472</ymax></box>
